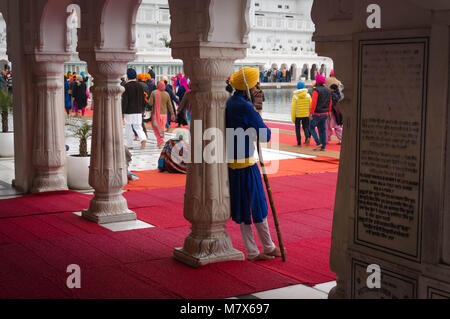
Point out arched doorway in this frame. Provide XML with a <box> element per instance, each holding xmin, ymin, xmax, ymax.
<box><xmin>310</xmin><ymin>64</ymin><xmax>318</xmax><ymax>80</ymax></box>
<box><xmin>319</xmin><ymin>63</ymin><xmax>326</xmax><ymax>76</ymax></box>
<box><xmin>301</xmin><ymin>63</ymin><xmax>309</xmax><ymax>80</ymax></box>
<box><xmin>290</xmin><ymin>63</ymin><xmax>297</xmax><ymax>82</ymax></box>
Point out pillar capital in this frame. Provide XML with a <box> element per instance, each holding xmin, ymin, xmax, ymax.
<box><xmin>78</xmin><ymin>49</ymin><xmax>136</xmax><ymax>79</ymax></box>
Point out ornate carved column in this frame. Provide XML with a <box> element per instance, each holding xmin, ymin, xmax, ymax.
<box><xmin>80</xmin><ymin>51</ymin><xmax>136</xmax><ymax>224</ymax></box>
<box><xmin>167</xmin><ymin>0</ymin><xmax>251</xmax><ymax>267</ymax></box>
<box><xmin>172</xmin><ymin>48</ymin><xmax>246</xmax><ymax>267</ymax></box>
<box><xmin>31</xmin><ymin>54</ymin><xmax>70</xmax><ymax>193</ymax></box>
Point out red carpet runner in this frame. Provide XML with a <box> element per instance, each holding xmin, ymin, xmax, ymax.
<box><xmin>266</xmin><ymin>121</ymin><xmax>342</xmax><ymax>152</ymax></box>
<box><xmin>0</xmin><ymin>190</ymin><xmax>92</xmax><ymax>219</ymax></box>
<box><xmin>0</xmin><ymin>172</ymin><xmax>337</xmax><ymax>298</ymax></box>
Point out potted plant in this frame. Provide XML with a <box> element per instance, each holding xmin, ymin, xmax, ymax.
<box><xmin>0</xmin><ymin>89</ymin><xmax>14</xmax><ymax>157</ymax></box>
<box><xmin>65</xmin><ymin>116</ymin><xmax>92</xmax><ymax>190</ymax></box>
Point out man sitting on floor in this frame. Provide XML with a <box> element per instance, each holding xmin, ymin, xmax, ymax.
<box><xmin>157</xmin><ymin>129</ymin><xmax>189</xmax><ymax>174</ymax></box>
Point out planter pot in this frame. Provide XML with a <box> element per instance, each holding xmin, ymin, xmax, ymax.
<box><xmin>67</xmin><ymin>155</ymin><xmax>92</xmax><ymax>190</ymax></box>
<box><xmin>0</xmin><ymin>132</ymin><xmax>14</xmax><ymax>157</ymax></box>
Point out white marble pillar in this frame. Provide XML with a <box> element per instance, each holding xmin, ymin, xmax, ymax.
<box><xmin>168</xmin><ymin>0</ymin><xmax>251</xmax><ymax>267</ymax></box>
<box><xmin>80</xmin><ymin>53</ymin><xmax>136</xmax><ymax>224</ymax></box>
<box><xmin>172</xmin><ymin>49</ymin><xmax>246</xmax><ymax>267</ymax></box>
<box><xmin>31</xmin><ymin>54</ymin><xmax>69</xmax><ymax>193</ymax></box>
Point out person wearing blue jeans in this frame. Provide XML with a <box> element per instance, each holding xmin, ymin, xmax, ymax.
<box><xmin>309</xmin><ymin>74</ymin><xmax>332</xmax><ymax>151</ymax></box>
<box><xmin>309</xmin><ymin>114</ymin><xmax>328</xmax><ymax>150</ymax></box>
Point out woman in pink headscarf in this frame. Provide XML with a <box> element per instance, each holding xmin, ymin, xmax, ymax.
<box><xmin>149</xmin><ymin>81</ymin><xmax>176</xmax><ymax>148</ymax></box>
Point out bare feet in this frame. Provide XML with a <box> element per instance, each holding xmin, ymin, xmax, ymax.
<box><xmin>140</xmin><ymin>140</ymin><xmax>147</xmax><ymax>149</ymax></box>
<box><xmin>313</xmin><ymin>145</ymin><xmax>322</xmax><ymax>151</ymax></box>
<box><xmin>247</xmin><ymin>253</ymin><xmax>275</xmax><ymax>261</ymax></box>
<box><xmin>266</xmin><ymin>247</ymin><xmax>286</xmax><ymax>258</ymax></box>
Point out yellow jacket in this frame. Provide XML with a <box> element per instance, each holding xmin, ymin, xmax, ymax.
<box><xmin>291</xmin><ymin>89</ymin><xmax>311</xmax><ymax>121</ymax></box>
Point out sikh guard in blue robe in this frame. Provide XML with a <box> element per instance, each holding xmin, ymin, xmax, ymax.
<box><xmin>226</xmin><ymin>67</ymin><xmax>282</xmax><ymax>261</ymax></box>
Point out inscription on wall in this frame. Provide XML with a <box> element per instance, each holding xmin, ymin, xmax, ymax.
<box><xmin>356</xmin><ymin>38</ymin><xmax>428</xmax><ymax>260</ymax></box>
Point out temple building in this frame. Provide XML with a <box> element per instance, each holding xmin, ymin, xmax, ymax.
<box><xmin>0</xmin><ymin>0</ymin><xmax>332</xmax><ymax>81</ymax></box>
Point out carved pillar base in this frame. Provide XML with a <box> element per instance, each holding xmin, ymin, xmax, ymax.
<box><xmin>82</xmin><ymin>191</ymin><xmax>136</xmax><ymax>224</ymax></box>
<box><xmin>328</xmin><ymin>277</ymin><xmax>346</xmax><ymax>299</ymax></box>
<box><xmin>174</xmin><ymin>225</ymin><xmax>244</xmax><ymax>268</ymax></box>
<box><xmin>31</xmin><ymin>172</ymin><xmax>67</xmax><ymax>193</ymax></box>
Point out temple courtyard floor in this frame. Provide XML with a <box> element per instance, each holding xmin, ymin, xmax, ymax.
<box><xmin>0</xmin><ymin>113</ymin><xmax>340</xmax><ymax>299</ymax></box>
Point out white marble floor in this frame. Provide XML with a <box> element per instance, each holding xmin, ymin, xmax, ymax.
<box><xmin>228</xmin><ymin>280</ymin><xmax>335</xmax><ymax>299</ymax></box>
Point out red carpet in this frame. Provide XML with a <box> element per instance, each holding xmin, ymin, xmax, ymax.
<box><xmin>0</xmin><ymin>171</ymin><xmax>337</xmax><ymax>298</ymax></box>
<box><xmin>266</xmin><ymin>122</ymin><xmax>295</xmax><ymax>131</ymax></box>
<box><xmin>272</xmin><ymin>131</ymin><xmax>341</xmax><ymax>151</ymax></box>
<box><xmin>266</xmin><ymin>121</ymin><xmax>342</xmax><ymax>151</ymax></box>
<box><xmin>124</xmin><ymin>156</ymin><xmax>339</xmax><ymax>191</ymax></box>
<box><xmin>0</xmin><ymin>190</ymin><xmax>92</xmax><ymax>219</ymax></box>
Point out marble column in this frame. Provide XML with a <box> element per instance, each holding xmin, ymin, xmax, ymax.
<box><xmin>80</xmin><ymin>52</ymin><xmax>136</xmax><ymax>224</ymax></box>
<box><xmin>172</xmin><ymin>48</ymin><xmax>245</xmax><ymax>267</ymax></box>
<box><xmin>31</xmin><ymin>54</ymin><xmax>69</xmax><ymax>193</ymax></box>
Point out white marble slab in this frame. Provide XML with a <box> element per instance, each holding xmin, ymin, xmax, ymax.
<box><xmin>252</xmin><ymin>284</ymin><xmax>328</xmax><ymax>299</ymax></box>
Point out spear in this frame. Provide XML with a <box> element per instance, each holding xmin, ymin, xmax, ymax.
<box><xmin>241</xmin><ymin>68</ymin><xmax>286</xmax><ymax>262</ymax></box>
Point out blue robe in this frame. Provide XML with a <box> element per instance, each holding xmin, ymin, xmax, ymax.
<box><xmin>226</xmin><ymin>91</ymin><xmax>271</xmax><ymax>225</ymax></box>
<box><xmin>64</xmin><ymin>80</ymin><xmax>72</xmax><ymax>109</ymax></box>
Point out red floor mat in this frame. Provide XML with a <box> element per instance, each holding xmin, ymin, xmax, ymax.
<box><xmin>0</xmin><ymin>190</ymin><xmax>92</xmax><ymax>218</ymax></box>
<box><xmin>0</xmin><ymin>172</ymin><xmax>337</xmax><ymax>298</ymax></box>
<box><xmin>266</xmin><ymin>122</ymin><xmax>295</xmax><ymax>131</ymax></box>
<box><xmin>256</xmin><ymin>238</ymin><xmax>336</xmax><ymax>285</ymax></box>
<box><xmin>272</xmin><ymin>132</ymin><xmax>342</xmax><ymax>151</ymax></box>
<box><xmin>124</xmin><ymin>157</ymin><xmax>339</xmax><ymax>191</ymax></box>
<box><xmin>134</xmin><ymin>205</ymin><xmax>188</xmax><ymax>228</ymax></box>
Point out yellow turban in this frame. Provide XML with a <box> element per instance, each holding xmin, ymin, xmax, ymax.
<box><xmin>230</xmin><ymin>67</ymin><xmax>259</xmax><ymax>91</ymax></box>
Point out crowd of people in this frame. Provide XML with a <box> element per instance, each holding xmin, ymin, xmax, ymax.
<box><xmin>259</xmin><ymin>66</ymin><xmax>328</xmax><ymax>85</ymax></box>
<box><xmin>1</xmin><ymin>65</ymin><xmax>13</xmax><ymax>94</ymax></box>
<box><xmin>260</xmin><ymin>67</ymin><xmax>293</xmax><ymax>83</ymax></box>
<box><xmin>232</xmin><ymin>67</ymin><xmax>344</xmax><ymax>152</ymax></box>
<box><xmin>120</xmin><ymin>67</ymin><xmax>192</xmax><ymax>152</ymax></box>
<box><xmin>290</xmin><ymin>69</ymin><xmax>343</xmax><ymax>150</ymax></box>
<box><xmin>64</xmin><ymin>71</ymin><xmax>91</xmax><ymax>117</ymax></box>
